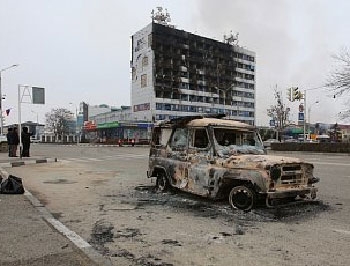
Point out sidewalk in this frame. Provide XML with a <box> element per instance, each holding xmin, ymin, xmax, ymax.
<box><xmin>0</xmin><ymin>193</ymin><xmax>100</xmax><ymax>266</ymax></box>
<box><xmin>0</xmin><ymin>148</ymin><xmax>105</xmax><ymax>265</ymax></box>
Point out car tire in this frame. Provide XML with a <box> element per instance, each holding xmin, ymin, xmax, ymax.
<box><xmin>156</xmin><ymin>172</ymin><xmax>169</xmax><ymax>192</ymax></box>
<box><xmin>229</xmin><ymin>185</ymin><xmax>255</xmax><ymax>211</ymax></box>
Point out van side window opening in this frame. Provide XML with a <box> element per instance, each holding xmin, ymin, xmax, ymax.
<box><xmin>192</xmin><ymin>128</ymin><xmax>209</xmax><ymax>148</ymax></box>
<box><xmin>170</xmin><ymin>128</ymin><xmax>188</xmax><ymax>148</ymax></box>
<box><xmin>242</xmin><ymin>133</ymin><xmax>256</xmax><ymax>146</ymax></box>
<box><xmin>213</xmin><ymin>128</ymin><xmax>259</xmax><ymax>147</ymax></box>
<box><xmin>214</xmin><ymin>128</ymin><xmax>237</xmax><ymax>146</ymax></box>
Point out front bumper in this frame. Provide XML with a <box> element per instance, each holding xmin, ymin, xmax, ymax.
<box><xmin>266</xmin><ymin>186</ymin><xmax>318</xmax><ymax>199</ymax></box>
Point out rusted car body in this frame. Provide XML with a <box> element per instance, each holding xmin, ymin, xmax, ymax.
<box><xmin>148</xmin><ymin>116</ymin><xmax>319</xmax><ymax>210</ymax></box>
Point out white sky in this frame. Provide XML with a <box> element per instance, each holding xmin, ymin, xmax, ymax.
<box><xmin>1</xmin><ymin>0</ymin><xmax>349</xmax><ymax>125</ymax></box>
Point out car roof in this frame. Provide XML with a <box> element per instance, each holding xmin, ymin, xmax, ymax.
<box><xmin>187</xmin><ymin>118</ymin><xmax>253</xmax><ymax>129</ymax></box>
<box><xmin>155</xmin><ymin>115</ymin><xmax>254</xmax><ymax>130</ymax></box>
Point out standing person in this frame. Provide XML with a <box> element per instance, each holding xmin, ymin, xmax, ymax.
<box><xmin>6</xmin><ymin>128</ymin><xmax>14</xmax><ymax>157</ymax></box>
<box><xmin>12</xmin><ymin>127</ymin><xmax>19</xmax><ymax>157</ymax></box>
<box><xmin>21</xmin><ymin>127</ymin><xmax>31</xmax><ymax>157</ymax></box>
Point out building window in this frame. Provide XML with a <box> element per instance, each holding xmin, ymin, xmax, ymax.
<box><xmin>142</xmin><ymin>56</ymin><xmax>148</xmax><ymax>67</ymax></box>
<box><xmin>132</xmin><ymin>67</ymin><xmax>136</xmax><ymax>81</ymax></box>
<box><xmin>141</xmin><ymin>74</ymin><xmax>147</xmax><ymax>88</ymax></box>
<box><xmin>164</xmin><ymin>104</ymin><xmax>171</xmax><ymax>111</ymax></box>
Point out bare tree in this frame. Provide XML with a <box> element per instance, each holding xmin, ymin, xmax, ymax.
<box><xmin>326</xmin><ymin>48</ymin><xmax>350</xmax><ymax>118</ymax></box>
<box><xmin>267</xmin><ymin>89</ymin><xmax>290</xmax><ymax>140</ymax></box>
<box><xmin>45</xmin><ymin>108</ymin><xmax>74</xmax><ymax>141</ymax></box>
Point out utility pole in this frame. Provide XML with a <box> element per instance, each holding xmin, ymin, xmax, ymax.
<box><xmin>303</xmin><ymin>90</ymin><xmax>306</xmax><ymax>141</ymax></box>
<box><xmin>0</xmin><ymin>64</ymin><xmax>19</xmax><ymax>134</ymax></box>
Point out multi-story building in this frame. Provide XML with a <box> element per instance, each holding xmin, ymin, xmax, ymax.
<box><xmin>131</xmin><ymin>8</ymin><xmax>256</xmax><ymax>124</ymax></box>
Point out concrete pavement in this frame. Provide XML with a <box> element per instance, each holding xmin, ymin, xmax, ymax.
<box><xmin>0</xmin><ymin>192</ymin><xmax>100</xmax><ymax>266</ymax></box>
<box><xmin>0</xmin><ymin>150</ymin><xmax>110</xmax><ymax>266</ymax></box>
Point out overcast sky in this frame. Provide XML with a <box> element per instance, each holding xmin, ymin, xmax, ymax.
<box><xmin>1</xmin><ymin>0</ymin><xmax>349</xmax><ymax>125</ymax></box>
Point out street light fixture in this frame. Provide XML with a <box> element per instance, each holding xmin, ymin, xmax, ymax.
<box><xmin>215</xmin><ymin>85</ymin><xmax>236</xmax><ymax>118</ymax></box>
<box><xmin>0</xmin><ymin>64</ymin><xmax>19</xmax><ymax>134</ymax></box>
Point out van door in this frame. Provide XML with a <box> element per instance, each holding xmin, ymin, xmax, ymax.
<box><xmin>186</xmin><ymin>128</ymin><xmax>212</xmax><ymax>197</ymax></box>
<box><xmin>167</xmin><ymin>127</ymin><xmax>190</xmax><ymax>188</ymax></box>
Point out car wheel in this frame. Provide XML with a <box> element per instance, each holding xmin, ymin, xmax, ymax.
<box><xmin>229</xmin><ymin>185</ymin><xmax>255</xmax><ymax>211</ymax></box>
<box><xmin>156</xmin><ymin>172</ymin><xmax>168</xmax><ymax>192</ymax></box>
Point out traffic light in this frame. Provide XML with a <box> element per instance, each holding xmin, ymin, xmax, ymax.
<box><xmin>292</xmin><ymin>87</ymin><xmax>299</xmax><ymax>101</ymax></box>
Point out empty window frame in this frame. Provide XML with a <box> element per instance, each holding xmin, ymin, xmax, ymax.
<box><xmin>192</xmin><ymin>128</ymin><xmax>209</xmax><ymax>149</ymax></box>
<box><xmin>141</xmin><ymin>74</ymin><xmax>147</xmax><ymax>88</ymax></box>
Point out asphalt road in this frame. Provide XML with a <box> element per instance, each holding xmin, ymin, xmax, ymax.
<box><xmin>7</xmin><ymin>144</ymin><xmax>350</xmax><ymax>266</ymax></box>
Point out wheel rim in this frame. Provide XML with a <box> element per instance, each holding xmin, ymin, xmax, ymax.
<box><xmin>229</xmin><ymin>186</ymin><xmax>254</xmax><ymax>210</ymax></box>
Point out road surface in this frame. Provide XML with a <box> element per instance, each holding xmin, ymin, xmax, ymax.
<box><xmin>7</xmin><ymin>145</ymin><xmax>350</xmax><ymax>266</ymax></box>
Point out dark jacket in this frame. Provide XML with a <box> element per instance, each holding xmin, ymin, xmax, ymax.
<box><xmin>13</xmin><ymin>131</ymin><xmax>19</xmax><ymax>145</ymax></box>
<box><xmin>22</xmin><ymin>132</ymin><xmax>31</xmax><ymax>146</ymax></box>
<box><xmin>6</xmin><ymin>131</ymin><xmax>15</xmax><ymax>145</ymax></box>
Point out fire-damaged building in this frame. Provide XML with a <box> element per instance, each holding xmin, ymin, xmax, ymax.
<box><xmin>131</xmin><ymin>7</ymin><xmax>256</xmax><ymax>125</ymax></box>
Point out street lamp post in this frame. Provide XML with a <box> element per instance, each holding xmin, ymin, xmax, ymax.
<box><xmin>215</xmin><ymin>86</ymin><xmax>235</xmax><ymax>118</ymax></box>
<box><xmin>0</xmin><ymin>64</ymin><xmax>19</xmax><ymax>134</ymax></box>
<box><xmin>308</xmin><ymin>101</ymin><xmax>319</xmax><ymax>125</ymax></box>
<box><xmin>301</xmin><ymin>86</ymin><xmax>324</xmax><ymax>141</ymax></box>
<box><xmin>307</xmin><ymin>101</ymin><xmax>319</xmax><ymax>138</ymax></box>
<box><xmin>69</xmin><ymin>103</ymin><xmax>79</xmax><ymax>145</ymax></box>
<box><xmin>31</xmin><ymin>110</ymin><xmax>39</xmax><ymax>139</ymax></box>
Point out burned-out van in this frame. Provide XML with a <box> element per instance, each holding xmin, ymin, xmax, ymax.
<box><xmin>148</xmin><ymin>116</ymin><xmax>319</xmax><ymax>210</ymax></box>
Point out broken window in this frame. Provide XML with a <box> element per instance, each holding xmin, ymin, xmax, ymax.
<box><xmin>141</xmin><ymin>74</ymin><xmax>147</xmax><ymax>88</ymax></box>
<box><xmin>214</xmin><ymin>128</ymin><xmax>237</xmax><ymax>146</ymax></box>
<box><xmin>213</xmin><ymin>128</ymin><xmax>259</xmax><ymax>148</ymax></box>
<box><xmin>192</xmin><ymin>128</ymin><xmax>209</xmax><ymax>149</ymax></box>
<box><xmin>170</xmin><ymin>128</ymin><xmax>188</xmax><ymax>148</ymax></box>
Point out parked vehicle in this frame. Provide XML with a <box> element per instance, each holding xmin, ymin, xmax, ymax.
<box><xmin>0</xmin><ymin>135</ymin><xmax>7</xmax><ymax>143</ymax></box>
<box><xmin>263</xmin><ymin>138</ymin><xmax>279</xmax><ymax>148</ymax></box>
<box><xmin>30</xmin><ymin>136</ymin><xmax>40</xmax><ymax>143</ymax></box>
<box><xmin>148</xmin><ymin>115</ymin><xmax>319</xmax><ymax>211</ymax></box>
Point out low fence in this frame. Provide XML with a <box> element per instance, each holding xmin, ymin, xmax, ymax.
<box><xmin>271</xmin><ymin>142</ymin><xmax>350</xmax><ymax>153</ymax></box>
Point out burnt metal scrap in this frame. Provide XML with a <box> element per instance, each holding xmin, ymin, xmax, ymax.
<box><xmin>148</xmin><ymin>116</ymin><xmax>319</xmax><ymax>211</ymax></box>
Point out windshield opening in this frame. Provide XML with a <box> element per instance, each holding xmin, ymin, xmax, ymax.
<box><xmin>213</xmin><ymin>128</ymin><xmax>263</xmax><ymax>156</ymax></box>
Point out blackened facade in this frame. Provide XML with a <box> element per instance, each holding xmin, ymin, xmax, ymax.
<box><xmin>131</xmin><ymin>22</ymin><xmax>256</xmax><ymax>125</ymax></box>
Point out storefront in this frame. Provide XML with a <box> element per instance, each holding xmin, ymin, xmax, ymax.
<box><xmin>93</xmin><ymin>121</ymin><xmax>152</xmax><ymax>144</ymax></box>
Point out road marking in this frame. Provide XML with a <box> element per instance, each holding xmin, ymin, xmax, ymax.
<box><xmin>87</xmin><ymin>158</ymin><xmax>102</xmax><ymax>161</ymax></box>
<box><xmin>312</xmin><ymin>161</ymin><xmax>350</xmax><ymax>167</ymax></box>
<box><xmin>21</xmin><ymin>190</ymin><xmax>112</xmax><ymax>266</ymax></box>
<box><xmin>61</xmin><ymin>154</ymin><xmax>147</xmax><ymax>163</ymax></box>
<box><xmin>332</xmin><ymin>229</ymin><xmax>350</xmax><ymax>235</ymax></box>
<box><xmin>24</xmin><ymin>190</ymin><xmax>92</xmax><ymax>248</ymax></box>
<box><xmin>47</xmin><ymin>218</ymin><xmax>91</xmax><ymax>248</ymax></box>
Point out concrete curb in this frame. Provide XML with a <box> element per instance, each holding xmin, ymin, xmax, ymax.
<box><xmin>0</xmin><ymin>157</ymin><xmax>58</xmax><ymax>168</ymax></box>
<box><xmin>0</xmin><ymin>168</ymin><xmax>113</xmax><ymax>266</ymax></box>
